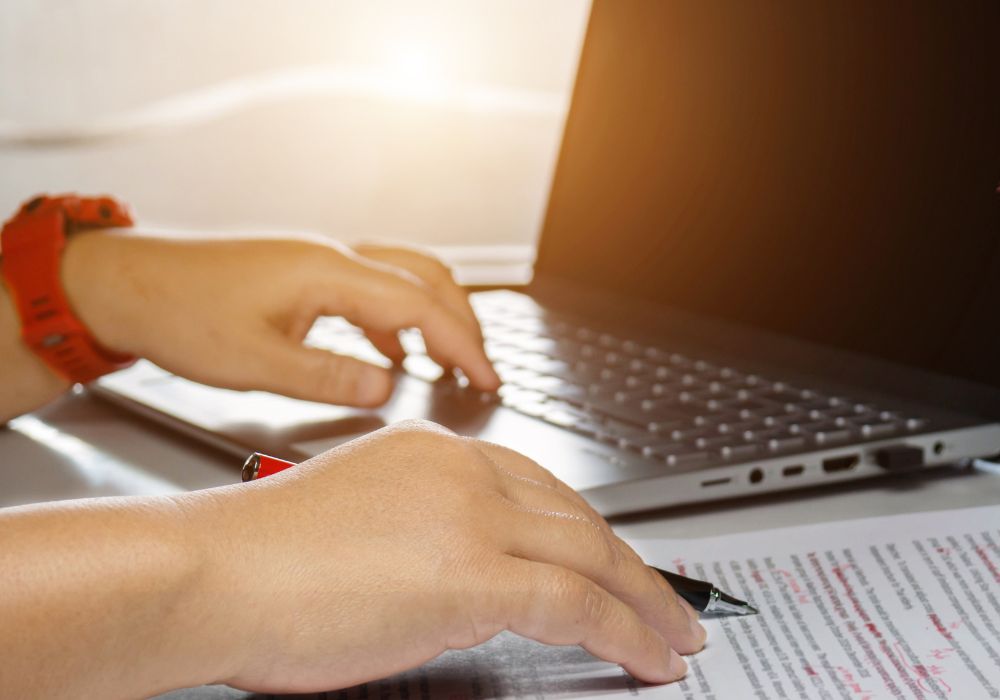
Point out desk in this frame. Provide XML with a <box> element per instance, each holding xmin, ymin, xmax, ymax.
<box><xmin>5</xmin><ymin>391</ymin><xmax>1000</xmax><ymax>699</ymax></box>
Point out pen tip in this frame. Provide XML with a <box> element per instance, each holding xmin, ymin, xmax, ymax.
<box><xmin>743</xmin><ymin>604</ymin><xmax>760</xmax><ymax>616</ymax></box>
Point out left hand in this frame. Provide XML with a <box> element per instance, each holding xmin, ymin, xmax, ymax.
<box><xmin>60</xmin><ymin>231</ymin><xmax>500</xmax><ymax>407</ymax></box>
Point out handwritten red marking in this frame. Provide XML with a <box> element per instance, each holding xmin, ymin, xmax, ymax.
<box><xmin>974</xmin><ymin>546</ymin><xmax>1000</xmax><ymax>584</ymax></box>
<box><xmin>671</xmin><ymin>558</ymin><xmax>687</xmax><ymax>576</ymax></box>
<box><xmin>831</xmin><ymin>566</ymin><xmax>872</xmax><ymax>630</ymax></box>
<box><xmin>776</xmin><ymin>568</ymin><xmax>810</xmax><ymax>604</ymax></box>
<box><xmin>836</xmin><ymin>665</ymin><xmax>874</xmax><ymax>698</ymax></box>
<box><xmin>893</xmin><ymin>641</ymin><xmax>953</xmax><ymax>694</ymax></box>
<box><xmin>929</xmin><ymin>613</ymin><xmax>953</xmax><ymax>641</ymax></box>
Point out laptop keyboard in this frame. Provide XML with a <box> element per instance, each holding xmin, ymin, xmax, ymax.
<box><xmin>306</xmin><ymin>290</ymin><xmax>927</xmax><ymax>467</ymax></box>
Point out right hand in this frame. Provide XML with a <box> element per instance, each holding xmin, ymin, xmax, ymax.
<box><xmin>186</xmin><ymin>420</ymin><xmax>707</xmax><ymax>693</ymax></box>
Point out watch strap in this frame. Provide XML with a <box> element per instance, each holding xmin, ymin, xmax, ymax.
<box><xmin>1</xmin><ymin>194</ymin><xmax>137</xmax><ymax>383</ymax></box>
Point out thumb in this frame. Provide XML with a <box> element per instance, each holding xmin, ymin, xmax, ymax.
<box><xmin>260</xmin><ymin>338</ymin><xmax>394</xmax><ymax>407</ymax></box>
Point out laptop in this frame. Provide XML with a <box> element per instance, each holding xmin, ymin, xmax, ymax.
<box><xmin>94</xmin><ymin>0</ymin><xmax>1000</xmax><ymax>516</ymax></box>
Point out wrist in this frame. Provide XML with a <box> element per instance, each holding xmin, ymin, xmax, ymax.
<box><xmin>158</xmin><ymin>491</ymin><xmax>256</xmax><ymax>687</ymax></box>
<box><xmin>0</xmin><ymin>274</ymin><xmax>70</xmax><ymax>420</ymax></box>
<box><xmin>60</xmin><ymin>228</ymin><xmax>139</xmax><ymax>356</ymax></box>
<box><xmin>169</xmin><ymin>487</ymin><xmax>267</xmax><ymax>686</ymax></box>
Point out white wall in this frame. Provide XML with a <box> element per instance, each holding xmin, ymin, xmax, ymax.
<box><xmin>0</xmin><ymin>1</ymin><xmax>590</xmax><ymax>277</ymax></box>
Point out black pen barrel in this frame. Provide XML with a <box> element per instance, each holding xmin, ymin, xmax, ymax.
<box><xmin>652</xmin><ymin>567</ymin><xmax>714</xmax><ymax>611</ymax></box>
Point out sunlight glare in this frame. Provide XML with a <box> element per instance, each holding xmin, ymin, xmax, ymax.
<box><xmin>383</xmin><ymin>39</ymin><xmax>448</xmax><ymax>102</ymax></box>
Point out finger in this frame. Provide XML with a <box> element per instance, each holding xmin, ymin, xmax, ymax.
<box><xmin>327</xmin><ymin>261</ymin><xmax>499</xmax><ymax>391</ymax></box>
<box><xmin>477</xmin><ymin>443</ymin><xmax>706</xmax><ymax>650</ymax></box>
<box><xmin>473</xmin><ymin>440</ymin><xmax>613</xmax><ymax>534</ymax></box>
<box><xmin>495</xmin><ymin>558</ymin><xmax>688</xmax><ymax>684</ymax></box>
<box><xmin>675</xmin><ymin>594</ymin><xmax>704</xmax><ymax>630</ymax></box>
<box><xmin>645</xmin><ymin>567</ymin><xmax>706</xmax><ymax>646</ymax></box>
<box><xmin>492</xmin><ymin>468</ymin><xmax>594</xmax><ymax>521</ymax></box>
<box><xmin>257</xmin><ymin>332</ymin><xmax>393</xmax><ymax>407</ymax></box>
<box><xmin>490</xmin><ymin>498</ymin><xmax>705</xmax><ymax>655</ymax></box>
<box><xmin>352</xmin><ymin>244</ymin><xmax>482</xmax><ymax>339</ymax></box>
<box><xmin>363</xmin><ymin>329</ymin><xmax>406</xmax><ymax>364</ymax></box>
<box><xmin>472</xmin><ymin>439</ymin><xmax>560</xmax><ymax>486</ymax></box>
<box><xmin>497</xmin><ymin>476</ymin><xmax>706</xmax><ymax>649</ymax></box>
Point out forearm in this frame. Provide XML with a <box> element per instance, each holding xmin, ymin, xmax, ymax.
<box><xmin>0</xmin><ymin>493</ymin><xmax>243</xmax><ymax>698</ymax></box>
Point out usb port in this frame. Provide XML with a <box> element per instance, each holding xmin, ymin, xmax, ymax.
<box><xmin>782</xmin><ymin>465</ymin><xmax>804</xmax><ymax>477</ymax></box>
<box><xmin>700</xmin><ymin>477</ymin><xmax>731</xmax><ymax>487</ymax></box>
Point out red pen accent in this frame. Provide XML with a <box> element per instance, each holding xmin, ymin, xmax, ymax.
<box><xmin>241</xmin><ymin>453</ymin><xmax>296</xmax><ymax>482</ymax></box>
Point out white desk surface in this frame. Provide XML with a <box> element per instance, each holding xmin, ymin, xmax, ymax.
<box><xmin>4</xmin><ymin>390</ymin><xmax>1000</xmax><ymax>699</ymax></box>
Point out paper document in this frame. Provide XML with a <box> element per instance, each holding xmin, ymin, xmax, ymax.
<box><xmin>328</xmin><ymin>505</ymin><xmax>1000</xmax><ymax>699</ymax></box>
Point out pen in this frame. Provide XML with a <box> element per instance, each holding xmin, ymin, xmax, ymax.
<box><xmin>241</xmin><ymin>452</ymin><xmax>759</xmax><ymax>617</ymax></box>
<box><xmin>241</xmin><ymin>452</ymin><xmax>297</xmax><ymax>481</ymax></box>
<box><xmin>652</xmin><ymin>567</ymin><xmax>758</xmax><ymax>616</ymax></box>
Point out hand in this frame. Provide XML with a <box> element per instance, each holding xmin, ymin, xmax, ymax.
<box><xmin>60</xmin><ymin>231</ymin><xmax>499</xmax><ymax>406</ymax></box>
<box><xmin>187</xmin><ymin>420</ymin><xmax>706</xmax><ymax>693</ymax></box>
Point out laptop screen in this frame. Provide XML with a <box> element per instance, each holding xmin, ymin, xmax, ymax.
<box><xmin>535</xmin><ymin>0</ymin><xmax>1000</xmax><ymax>389</ymax></box>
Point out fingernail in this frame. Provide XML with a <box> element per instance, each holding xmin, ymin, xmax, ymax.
<box><xmin>479</xmin><ymin>363</ymin><xmax>502</xmax><ymax>391</ymax></box>
<box><xmin>668</xmin><ymin>649</ymin><xmax>688</xmax><ymax>679</ymax></box>
<box><xmin>356</xmin><ymin>367</ymin><xmax>391</xmax><ymax>406</ymax></box>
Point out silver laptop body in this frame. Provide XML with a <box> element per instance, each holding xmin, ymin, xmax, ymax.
<box><xmin>95</xmin><ymin>0</ymin><xmax>1000</xmax><ymax>515</ymax></box>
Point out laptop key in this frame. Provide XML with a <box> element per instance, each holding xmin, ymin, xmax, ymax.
<box><xmin>598</xmin><ymin>417</ymin><xmax>651</xmax><ymax>440</ymax></box>
<box><xmin>616</xmin><ymin>432</ymin><xmax>692</xmax><ymax>452</ymax></box>
<box><xmin>515</xmin><ymin>374</ymin><xmax>566</xmax><ymax>393</ymax></box>
<box><xmin>402</xmin><ymin>354</ymin><xmax>445</xmax><ymax>382</ymax></box>
<box><xmin>693</xmin><ymin>435</ymin><xmax>733</xmax><ymax>451</ymax></box>
<box><xmin>499</xmin><ymin>316</ymin><xmax>550</xmax><ymax>334</ymax></box>
<box><xmin>542</xmin><ymin>404</ymin><xmax>600</xmax><ymax>435</ymax></box>
<box><xmin>662</xmin><ymin>451</ymin><xmax>711</xmax><ymax>468</ymax></box>
<box><xmin>720</xmin><ymin>443</ymin><xmax>759</xmax><ymax>460</ymax></box>
<box><xmin>497</xmin><ymin>366</ymin><xmax>540</xmax><ymax>386</ymax></box>
<box><xmin>509</xmin><ymin>399</ymin><xmax>549</xmax><ymax>417</ymax></box>
<box><xmin>860</xmin><ymin>422</ymin><xmax>899</xmax><ymax>439</ymax></box>
<box><xmin>767</xmin><ymin>435</ymin><xmax>807</xmax><ymax>452</ymax></box>
<box><xmin>597</xmin><ymin>333</ymin><xmax>622</xmax><ymax>349</ymax></box>
<box><xmin>812</xmin><ymin>428</ymin><xmax>853</xmax><ymax>446</ymax></box>
<box><xmin>642</xmin><ymin>442</ymin><xmax>689</xmax><ymax>459</ymax></box>
<box><xmin>509</xmin><ymin>336</ymin><xmax>561</xmax><ymax>355</ymax></box>
<box><xmin>533</xmin><ymin>360</ymin><xmax>579</xmax><ymax>382</ymax></box>
<box><xmin>543</xmin><ymin>382</ymin><xmax>589</xmax><ymax>404</ymax></box>
<box><xmin>600</xmin><ymin>399</ymin><xmax>693</xmax><ymax>428</ymax></box>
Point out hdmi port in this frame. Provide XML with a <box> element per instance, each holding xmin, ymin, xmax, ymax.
<box><xmin>822</xmin><ymin>454</ymin><xmax>859</xmax><ymax>473</ymax></box>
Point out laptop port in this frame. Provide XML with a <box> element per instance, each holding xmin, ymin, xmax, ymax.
<box><xmin>782</xmin><ymin>465</ymin><xmax>804</xmax><ymax>477</ymax></box>
<box><xmin>700</xmin><ymin>477</ymin><xmax>731</xmax><ymax>487</ymax></box>
<box><xmin>749</xmin><ymin>468</ymin><xmax>764</xmax><ymax>484</ymax></box>
<box><xmin>822</xmin><ymin>454</ymin><xmax>859</xmax><ymax>473</ymax></box>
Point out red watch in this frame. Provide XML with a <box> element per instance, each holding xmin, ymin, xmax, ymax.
<box><xmin>1</xmin><ymin>194</ymin><xmax>137</xmax><ymax>383</ymax></box>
